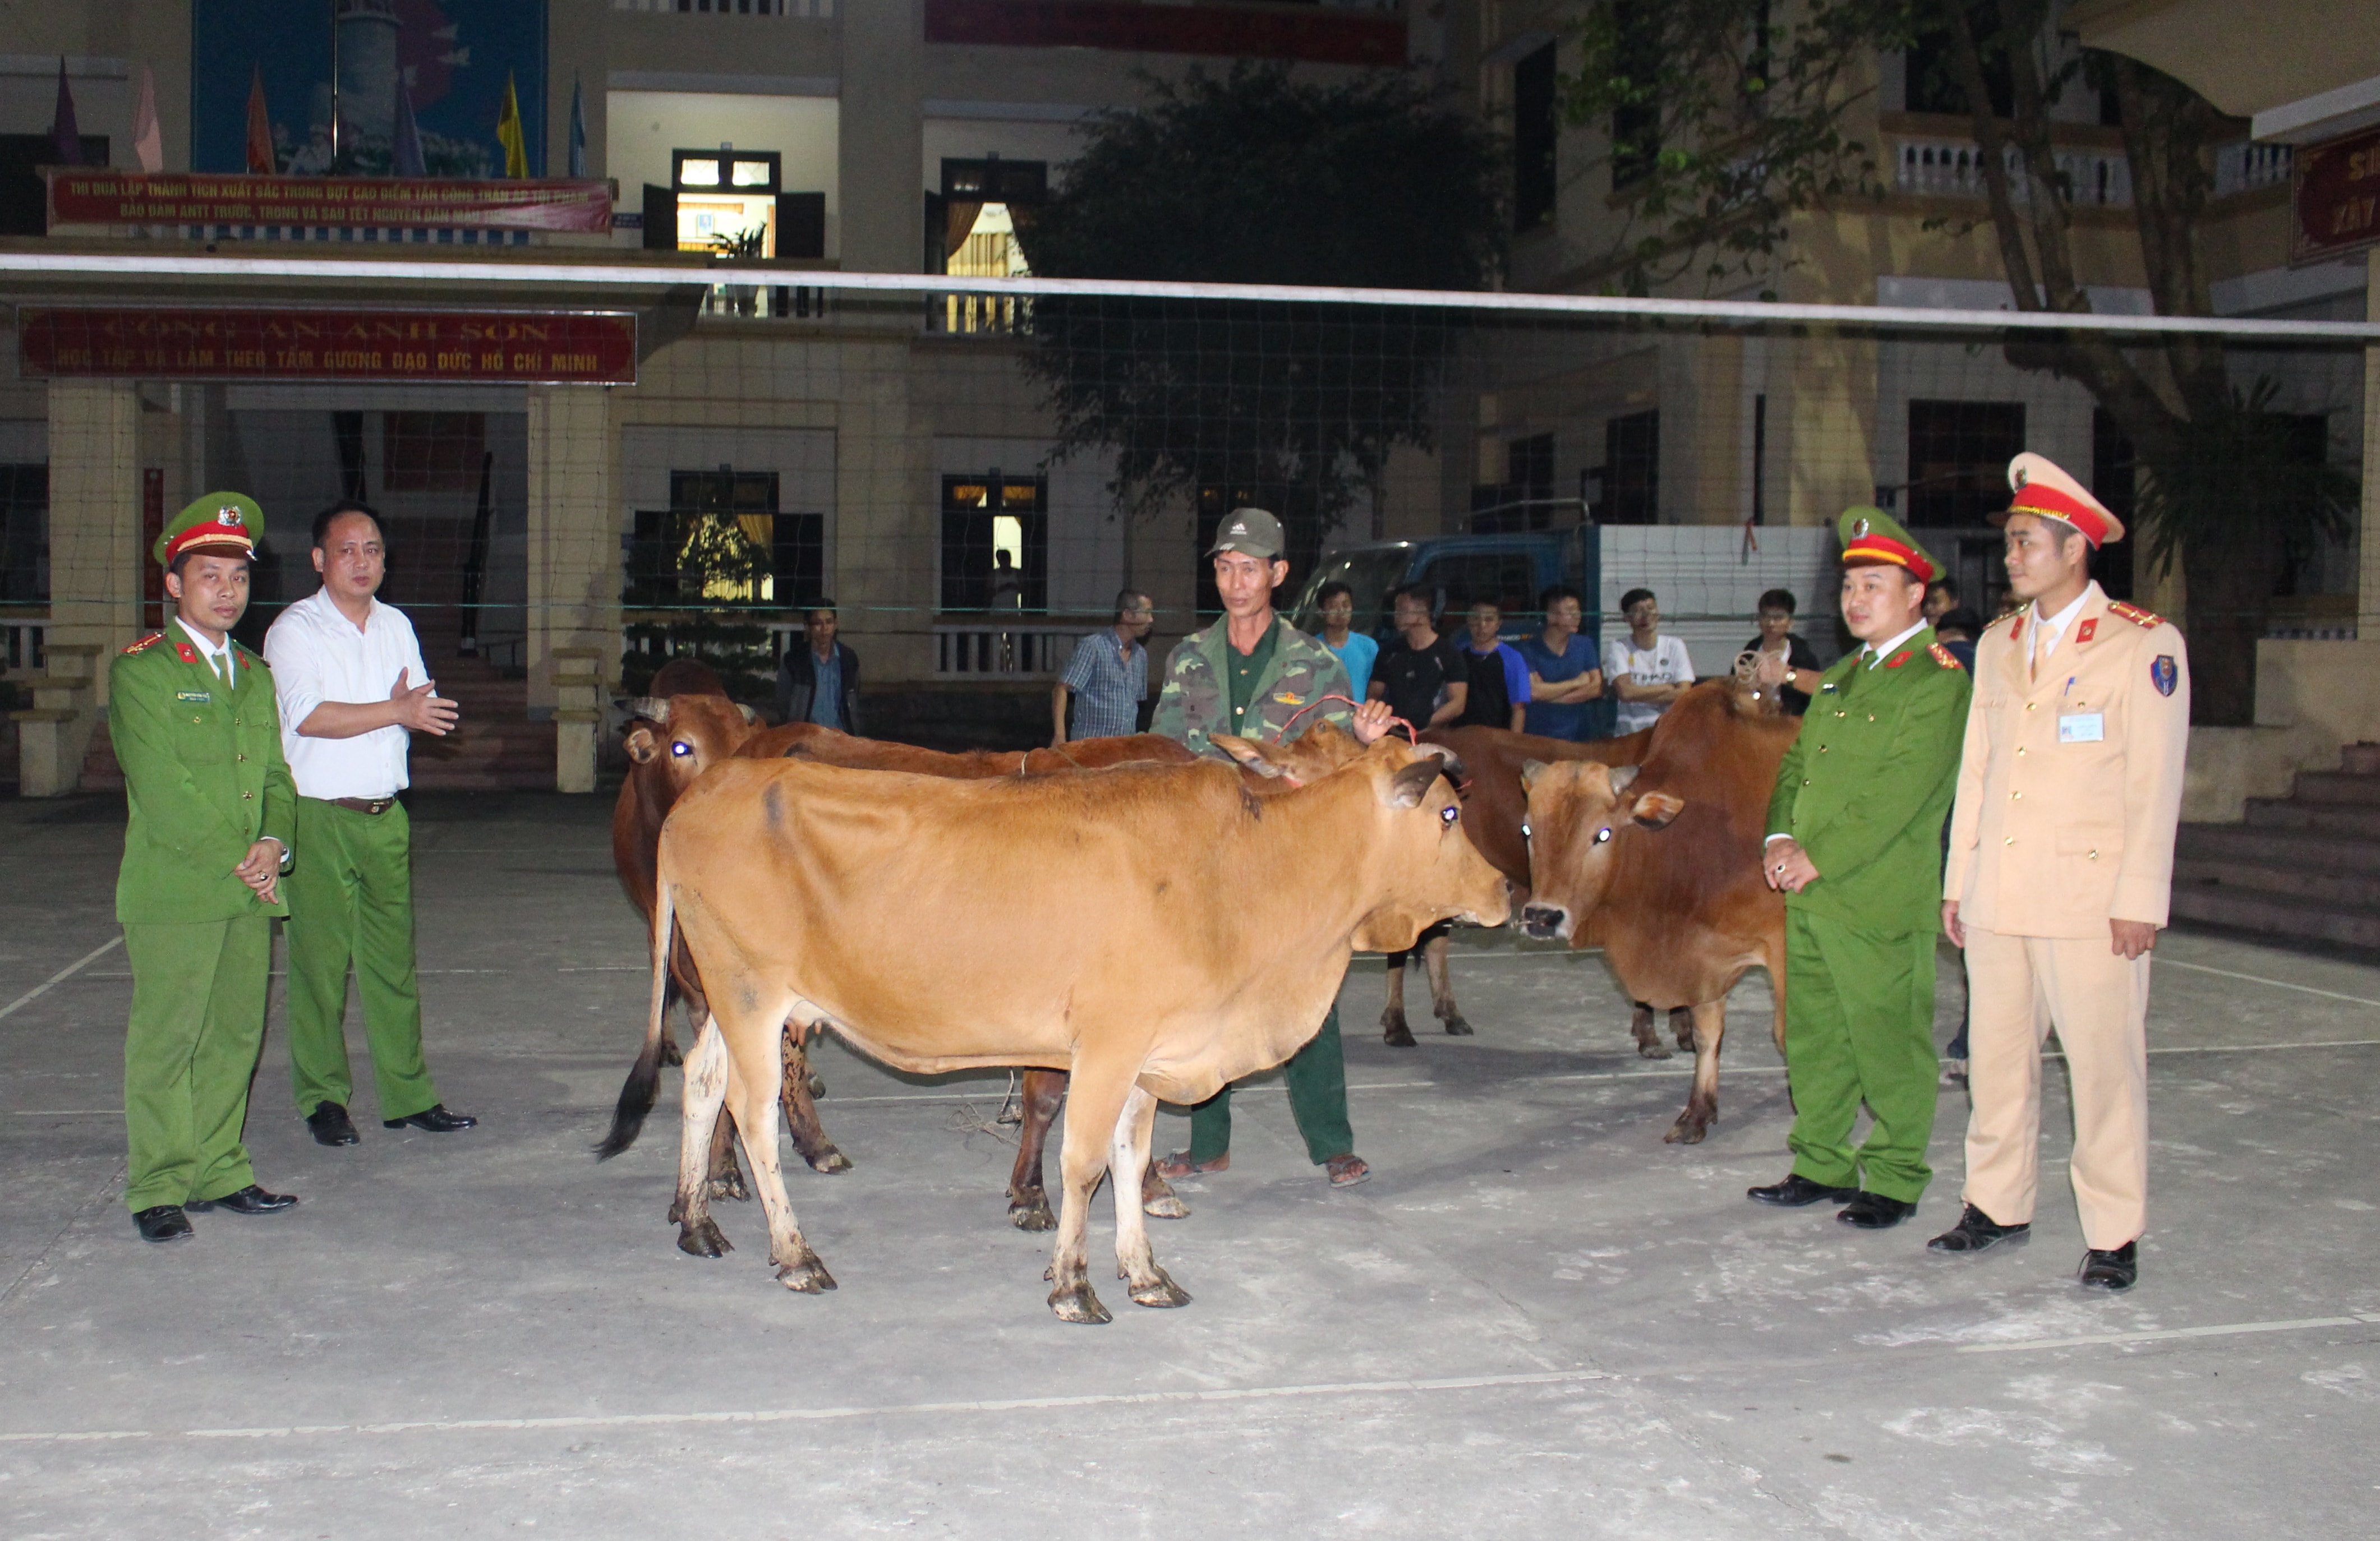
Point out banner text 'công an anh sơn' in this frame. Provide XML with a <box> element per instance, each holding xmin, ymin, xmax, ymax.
<box><xmin>17</xmin><ymin>308</ymin><xmax>638</xmax><ymax>385</ymax></box>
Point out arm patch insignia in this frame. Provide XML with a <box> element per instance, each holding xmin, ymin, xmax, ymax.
<box><xmin>1928</xmin><ymin>642</ymin><xmax>1964</xmax><ymax>671</ymax></box>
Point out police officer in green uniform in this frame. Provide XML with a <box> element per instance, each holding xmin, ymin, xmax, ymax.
<box><xmin>1149</xmin><ymin>506</ymin><xmax>1394</xmax><ymax>1188</ymax></box>
<box><xmin>1747</xmin><ymin>508</ymin><xmax>1972</xmax><ymax>1229</ymax></box>
<box><xmin>112</xmin><ymin>495</ymin><xmax>301</xmax><ymax>1242</ymax></box>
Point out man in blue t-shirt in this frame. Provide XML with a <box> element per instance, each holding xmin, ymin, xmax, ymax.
<box><xmin>1514</xmin><ymin>584</ymin><xmax>1605</xmax><ymax>740</ymax></box>
<box><xmin>1315</xmin><ymin>579</ymin><xmax>1378</xmax><ymax>701</ymax></box>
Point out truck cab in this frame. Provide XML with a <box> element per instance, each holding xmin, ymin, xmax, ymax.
<box><xmin>1286</xmin><ymin>527</ymin><xmax>1596</xmax><ymax>641</ymax></box>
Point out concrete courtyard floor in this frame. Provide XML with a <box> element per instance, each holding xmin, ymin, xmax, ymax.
<box><xmin>0</xmin><ymin>788</ymin><xmax>2374</xmax><ymax>1539</ymax></box>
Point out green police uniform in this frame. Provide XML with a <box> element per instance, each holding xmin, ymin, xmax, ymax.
<box><xmin>1153</xmin><ymin>510</ymin><xmax>1362</xmax><ymax>1169</ymax></box>
<box><xmin>113</xmin><ymin>497</ymin><xmax>297</xmax><ymax>1215</ymax></box>
<box><xmin>1764</xmin><ymin>511</ymin><xmax>1972</xmax><ymax>1205</ymax></box>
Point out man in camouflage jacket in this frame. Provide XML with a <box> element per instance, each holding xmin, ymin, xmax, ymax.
<box><xmin>1150</xmin><ymin>506</ymin><xmax>1390</xmax><ymax>1189</ymax></box>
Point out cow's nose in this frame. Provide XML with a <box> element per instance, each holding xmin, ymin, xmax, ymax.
<box><xmin>1521</xmin><ymin>903</ymin><xmax>1567</xmax><ymax>940</ymax></box>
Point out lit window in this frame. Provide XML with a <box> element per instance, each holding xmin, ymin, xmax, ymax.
<box><xmin>679</xmin><ymin>158</ymin><xmax>721</xmax><ymax>187</ymax></box>
<box><xmin>731</xmin><ymin>160</ymin><xmax>773</xmax><ymax>187</ymax></box>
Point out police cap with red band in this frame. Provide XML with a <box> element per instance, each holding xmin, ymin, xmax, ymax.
<box><xmin>1991</xmin><ymin>451</ymin><xmax>2125</xmax><ymax>547</ymax></box>
<box><xmin>1836</xmin><ymin>505</ymin><xmax>1938</xmax><ymax>585</ymax></box>
<box><xmin>154</xmin><ymin>493</ymin><xmax>261</xmax><ymax>567</ymax></box>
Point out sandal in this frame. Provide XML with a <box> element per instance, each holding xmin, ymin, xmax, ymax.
<box><xmin>1325</xmin><ymin>1154</ymin><xmax>1371</xmax><ymax>1188</ymax></box>
<box><xmin>1155</xmin><ymin>1149</ymin><xmax>1229</xmax><ymax>1179</ymax></box>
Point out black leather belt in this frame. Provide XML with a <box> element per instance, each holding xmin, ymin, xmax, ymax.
<box><xmin>331</xmin><ymin>796</ymin><xmax>397</xmax><ymax>815</ymax></box>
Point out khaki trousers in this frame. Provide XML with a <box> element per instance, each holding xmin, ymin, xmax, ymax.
<box><xmin>1961</xmin><ymin>926</ymin><xmax>2151</xmax><ymax>1249</ymax></box>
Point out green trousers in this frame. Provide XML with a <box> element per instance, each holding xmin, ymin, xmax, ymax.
<box><xmin>1782</xmin><ymin>908</ymin><xmax>1940</xmax><ymax>1203</ymax></box>
<box><xmin>1186</xmin><ymin>1005</ymin><xmax>1354</xmax><ymax>1166</ymax></box>
<box><xmin>123</xmin><ymin>916</ymin><xmax>269</xmax><ymax>1211</ymax></box>
<box><xmin>284</xmin><ymin>797</ymin><xmax>439</xmax><ymax>1122</ymax></box>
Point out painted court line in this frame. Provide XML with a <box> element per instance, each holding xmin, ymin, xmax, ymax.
<box><xmin>0</xmin><ymin>936</ymin><xmax>122</xmax><ymax>1024</ymax></box>
<box><xmin>0</xmin><ymin>1367</ymin><xmax>1616</xmax><ymax>1446</ymax></box>
<box><xmin>1957</xmin><ymin>1312</ymin><xmax>2380</xmax><ymax>1355</ymax></box>
<box><xmin>2157</xmin><ymin>957</ymin><xmax>2380</xmax><ymax>1009</ymax></box>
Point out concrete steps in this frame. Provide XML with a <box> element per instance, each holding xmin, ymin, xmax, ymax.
<box><xmin>2169</xmin><ymin>742</ymin><xmax>2380</xmax><ymax>949</ymax></box>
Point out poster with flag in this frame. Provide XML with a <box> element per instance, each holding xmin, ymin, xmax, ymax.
<box><xmin>194</xmin><ymin>0</ymin><xmax>545</xmax><ymax>178</ymax></box>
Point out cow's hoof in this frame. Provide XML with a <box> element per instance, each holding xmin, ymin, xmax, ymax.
<box><xmin>1382</xmin><ymin>1021</ymin><xmax>1418</xmax><ymax>1048</ymax></box>
<box><xmin>1663</xmin><ymin>1114</ymin><xmax>1714</xmax><ymax>1145</ymax></box>
<box><xmin>1127</xmin><ymin>1270</ymin><xmax>1192</xmax><ymax>1309</ymax></box>
<box><xmin>1142</xmin><ymin>1191</ymin><xmax>1191</xmax><ymax>1221</ymax></box>
<box><xmin>775</xmin><ymin>1252</ymin><xmax>837</xmax><ymax>1293</ymax></box>
<box><xmin>1441</xmin><ymin>1014</ymin><xmax>1475</xmax><ymax>1036</ymax></box>
<box><xmin>677</xmin><ymin>1218</ymin><xmax>732</xmax><ymax>1258</ymax></box>
<box><xmin>1009</xmin><ymin>1195</ymin><xmax>1057</xmax><ymax>1232</ymax></box>
<box><xmin>1048</xmin><ymin>1282</ymin><xmax>1113</xmax><ymax>1324</ymax></box>
<box><xmin>804</xmin><ymin>1146</ymin><xmax>853</xmax><ymax>1174</ymax></box>
<box><xmin>807</xmin><ymin>1073</ymin><xmax>827</xmax><ymax>1100</ymax></box>
<box><xmin>706</xmin><ymin>1169</ymin><xmax>750</xmax><ymax>1202</ymax></box>
<box><xmin>1637</xmin><ymin>1041</ymin><xmax>1674</xmax><ymax>1060</ymax></box>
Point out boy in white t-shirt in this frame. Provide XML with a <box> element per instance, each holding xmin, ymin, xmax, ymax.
<box><xmin>1608</xmin><ymin>587</ymin><xmax>1694</xmax><ymax>736</ymax></box>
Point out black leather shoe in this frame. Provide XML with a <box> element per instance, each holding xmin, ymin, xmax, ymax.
<box><xmin>185</xmin><ymin>1185</ymin><xmax>297</xmax><ymax>1215</ymax></box>
<box><xmin>1927</xmin><ymin>1203</ymin><xmax>2030</xmax><ymax>1254</ymax></box>
<box><xmin>306</xmin><ymin>1100</ymin><xmax>360</xmax><ymax>1146</ymax></box>
<box><xmin>384</xmin><ymin>1103</ymin><xmax>477</xmax><ymax>1132</ymax></box>
<box><xmin>133</xmin><ymin>1205</ymin><xmax>193</xmax><ymax>1243</ymax></box>
<box><xmin>1747</xmin><ymin>1173</ymin><xmax>1861</xmax><ymax>1207</ymax></box>
<box><xmin>1837</xmin><ymin>1192</ymin><xmax>1918</xmax><ymax>1229</ymax></box>
<box><xmin>2079</xmin><ymin>1240</ymin><xmax>2138</xmax><ymax>1291</ymax></box>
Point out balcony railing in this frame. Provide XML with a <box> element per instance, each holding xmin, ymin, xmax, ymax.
<box><xmin>1893</xmin><ymin>137</ymin><xmax>2133</xmax><ymax>206</ymax></box>
<box><xmin>701</xmin><ymin>283</ymin><xmax>833</xmax><ymax>320</ymax></box>
<box><xmin>613</xmin><ymin>0</ymin><xmax>835</xmax><ymax>14</ymax></box>
<box><xmin>2215</xmin><ymin>141</ymin><xmax>2292</xmax><ymax>198</ymax></box>
<box><xmin>924</xmin><ymin>292</ymin><xmax>1032</xmax><ymax>336</ymax></box>
<box><xmin>934</xmin><ymin>621</ymin><xmax>1093</xmax><ymax>679</ymax></box>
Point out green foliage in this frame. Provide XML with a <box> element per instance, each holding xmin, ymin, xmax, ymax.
<box><xmin>2135</xmin><ymin>381</ymin><xmax>2356</xmax><ymax>580</ymax></box>
<box><xmin>1022</xmin><ymin>64</ymin><xmax>1506</xmax><ymax>569</ymax></box>
<box><xmin>1557</xmin><ymin>0</ymin><xmax>1904</xmax><ymax>293</ymax></box>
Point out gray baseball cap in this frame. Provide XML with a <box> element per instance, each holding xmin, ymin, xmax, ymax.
<box><xmin>1208</xmin><ymin>506</ymin><xmax>1285</xmax><ymax>560</ymax></box>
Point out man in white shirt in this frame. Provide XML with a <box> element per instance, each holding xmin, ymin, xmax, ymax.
<box><xmin>1608</xmin><ymin>587</ymin><xmax>1694</xmax><ymax>737</ymax></box>
<box><xmin>264</xmin><ymin>501</ymin><xmax>476</xmax><ymax>1147</ymax></box>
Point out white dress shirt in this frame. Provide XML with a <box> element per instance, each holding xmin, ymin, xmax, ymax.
<box><xmin>263</xmin><ymin>588</ymin><xmax>429</xmax><ymax>800</ymax></box>
<box><xmin>1862</xmin><ymin>618</ymin><xmax>1931</xmax><ymax>666</ymax></box>
<box><xmin>2027</xmin><ymin>583</ymin><xmax>2098</xmax><ymax>671</ymax></box>
<box><xmin>174</xmin><ymin>617</ymin><xmax>237</xmax><ymax>684</ymax></box>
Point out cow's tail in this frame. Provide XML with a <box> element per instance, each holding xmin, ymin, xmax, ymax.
<box><xmin>596</xmin><ymin>877</ymin><xmax>677</xmax><ymax>1160</ymax></box>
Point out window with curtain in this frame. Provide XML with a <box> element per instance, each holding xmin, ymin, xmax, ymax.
<box><xmin>625</xmin><ymin>469</ymin><xmax>817</xmax><ymax>606</ymax></box>
<box><xmin>941</xmin><ymin>472</ymin><xmax>1046</xmax><ymax>613</ymax></box>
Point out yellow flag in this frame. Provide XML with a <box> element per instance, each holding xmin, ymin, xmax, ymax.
<box><xmin>496</xmin><ymin>72</ymin><xmax>527</xmax><ymax>178</ymax></box>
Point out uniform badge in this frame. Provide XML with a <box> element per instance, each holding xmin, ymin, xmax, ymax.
<box><xmin>1850</xmin><ymin>516</ymin><xmax>1870</xmax><ymax>538</ymax></box>
<box><xmin>173</xmin><ymin>642</ymin><xmax>200</xmax><ymax>663</ymax></box>
<box><xmin>121</xmin><ymin>633</ymin><xmax>163</xmax><ymax>655</ymax></box>
<box><xmin>2110</xmin><ymin>601</ymin><xmax>2163</xmax><ymax>629</ymax></box>
<box><xmin>2151</xmin><ymin>656</ymin><xmax>2178</xmax><ymax>696</ymax></box>
<box><xmin>2075</xmin><ymin>618</ymin><xmax>2097</xmax><ymax>644</ymax></box>
<box><xmin>175</xmin><ymin>690</ymin><xmax>211</xmax><ymax>703</ymax></box>
<box><xmin>1927</xmin><ymin>642</ymin><xmax>1964</xmax><ymax>671</ymax></box>
<box><xmin>2007</xmin><ymin>614</ymin><xmax>2025</xmax><ymax>641</ymax></box>
<box><xmin>1885</xmin><ymin>650</ymin><xmax>1911</xmax><ymax>668</ymax></box>
<box><xmin>1272</xmin><ymin>691</ymin><xmax>1305</xmax><ymax>707</ymax></box>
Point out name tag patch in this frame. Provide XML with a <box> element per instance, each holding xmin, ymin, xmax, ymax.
<box><xmin>175</xmin><ymin>690</ymin><xmax>211</xmax><ymax>704</ymax></box>
<box><xmin>2059</xmin><ymin>712</ymin><xmax>2106</xmax><ymax>744</ymax></box>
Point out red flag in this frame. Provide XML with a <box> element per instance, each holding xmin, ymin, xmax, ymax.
<box><xmin>244</xmin><ymin>64</ymin><xmax>273</xmax><ymax>174</ymax></box>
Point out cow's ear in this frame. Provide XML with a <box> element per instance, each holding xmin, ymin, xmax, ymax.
<box><xmin>1385</xmin><ymin>758</ymin><xmax>1440</xmax><ymax>809</ymax></box>
<box><xmin>1631</xmin><ymin>791</ymin><xmax>1685</xmax><ymax>829</ymax></box>
<box><xmin>1520</xmin><ymin>758</ymin><xmax>1550</xmax><ymax>791</ymax></box>
<box><xmin>624</xmin><ymin>726</ymin><xmax>659</xmax><ymax>764</ymax></box>
<box><xmin>1214</xmin><ymin>734</ymin><xmax>1292</xmax><ymax>778</ymax></box>
<box><xmin>736</xmin><ymin>703</ymin><xmax>758</xmax><ymax>725</ymax></box>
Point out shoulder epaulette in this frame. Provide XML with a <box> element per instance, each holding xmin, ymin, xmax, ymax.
<box><xmin>121</xmin><ymin>633</ymin><xmax>164</xmax><ymax>656</ymax></box>
<box><xmin>2107</xmin><ymin>601</ymin><xmax>2163</xmax><ymax>629</ymax></box>
<box><xmin>1928</xmin><ymin>642</ymin><xmax>1964</xmax><ymax>671</ymax></box>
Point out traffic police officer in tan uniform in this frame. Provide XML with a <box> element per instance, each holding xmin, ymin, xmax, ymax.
<box><xmin>1935</xmin><ymin>454</ymin><xmax>2190</xmax><ymax>1291</ymax></box>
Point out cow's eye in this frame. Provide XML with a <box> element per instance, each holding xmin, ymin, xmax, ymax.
<box><xmin>1594</xmin><ymin>827</ymin><xmax>1613</xmax><ymax>845</ymax></box>
<box><xmin>1440</xmin><ymin>804</ymin><xmax>1459</xmax><ymax>826</ymax></box>
<box><xmin>670</xmin><ymin>741</ymin><xmax>693</xmax><ymax>757</ymax></box>
<box><xmin>1520</xmin><ymin>822</ymin><xmax>1531</xmax><ymax>841</ymax></box>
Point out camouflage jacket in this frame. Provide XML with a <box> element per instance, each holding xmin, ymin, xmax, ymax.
<box><xmin>1150</xmin><ymin>614</ymin><xmax>1354</xmax><ymax>760</ymax></box>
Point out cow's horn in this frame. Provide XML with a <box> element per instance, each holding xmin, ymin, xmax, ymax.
<box><xmin>619</xmin><ymin>696</ymin><xmax>670</xmax><ymax>726</ymax></box>
<box><xmin>1606</xmin><ymin>763</ymin><xmax>1641</xmax><ymax>794</ymax></box>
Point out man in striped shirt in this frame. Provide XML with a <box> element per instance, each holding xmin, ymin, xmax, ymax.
<box><xmin>1051</xmin><ymin>589</ymin><xmax>1154</xmax><ymax>744</ymax></box>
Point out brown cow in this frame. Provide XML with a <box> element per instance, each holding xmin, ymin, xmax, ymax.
<box><xmin>1515</xmin><ymin>679</ymin><xmax>1800</xmax><ymax>1142</ymax></box>
<box><xmin>609</xmin><ymin>736</ymin><xmax>1506</xmax><ymax>1321</ymax></box>
<box><xmin>1383</xmin><ymin>726</ymin><xmax>1695</xmax><ymax>1061</ymax></box>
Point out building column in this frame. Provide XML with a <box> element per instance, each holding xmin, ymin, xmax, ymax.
<box><xmin>526</xmin><ymin>384</ymin><xmax>618</xmax><ymax>792</ymax></box>
<box><xmin>1777</xmin><ymin>331</ymin><xmax>1878</xmax><ymax>526</ymax></box>
<box><xmin>2361</xmin><ymin>247</ymin><xmax>2380</xmax><ymax>640</ymax></box>
<box><xmin>13</xmin><ymin>382</ymin><xmax>141</xmax><ymax>795</ymax></box>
